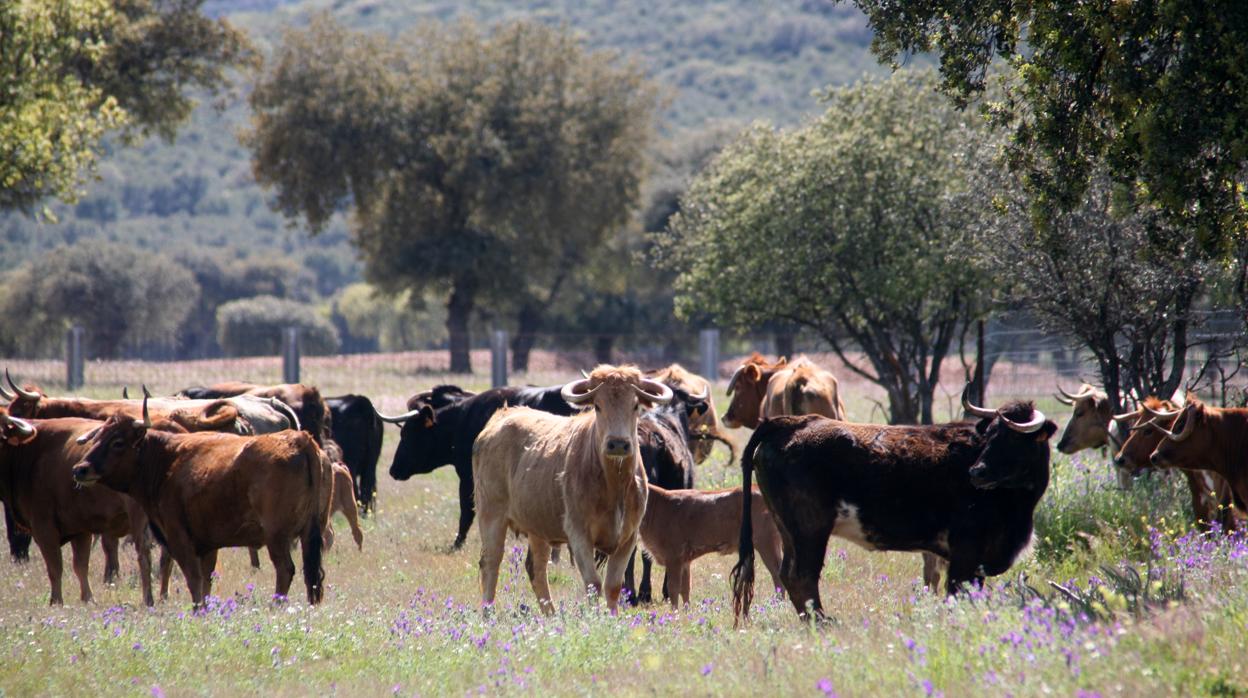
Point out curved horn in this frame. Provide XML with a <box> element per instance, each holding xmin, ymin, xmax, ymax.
<box><xmin>6</xmin><ymin>370</ymin><xmax>39</xmax><ymax>400</ymax></box>
<box><xmin>725</xmin><ymin>365</ymin><xmax>745</xmax><ymax>396</ymax></box>
<box><xmin>634</xmin><ymin>378</ymin><xmax>674</xmax><ymax>406</ymax></box>
<box><xmin>580</xmin><ymin>369</ymin><xmax>591</xmax><ymax>379</ymax></box>
<box><xmin>376</xmin><ymin>407</ymin><xmax>422</xmax><ymax>424</ymax></box>
<box><xmin>140</xmin><ymin>385</ymin><xmax>152</xmax><ymax>428</ymax></box>
<box><xmin>1053</xmin><ymin>393</ymin><xmax>1074</xmax><ymax>406</ymax></box>
<box><xmin>687</xmin><ymin>383</ymin><xmax>710</xmax><ymax>402</ymax></box>
<box><xmin>1142</xmin><ymin>403</ymin><xmax>1182</xmax><ymax>420</ymax></box>
<box><xmin>1056</xmin><ymin>383</ymin><xmax>1096</xmax><ymax>402</ymax></box>
<box><xmin>1001</xmin><ymin>408</ymin><xmax>1048</xmax><ymax>434</ymax></box>
<box><xmin>0</xmin><ymin>414</ymin><xmax>35</xmax><ymax>439</ymax></box>
<box><xmin>961</xmin><ymin>383</ymin><xmax>997</xmax><ymax>420</ymax></box>
<box><xmin>0</xmin><ymin>379</ymin><xmax>13</xmax><ymax>401</ymax></box>
<box><xmin>1112</xmin><ymin>407</ymin><xmax>1141</xmax><ymax>421</ymax></box>
<box><xmin>561</xmin><ymin>378</ymin><xmax>600</xmax><ymax>406</ymax></box>
<box><xmin>75</xmin><ymin>425</ymin><xmax>102</xmax><ymax>445</ymax></box>
<box><xmin>1153</xmin><ymin>407</ymin><xmax>1196</xmax><ymax>443</ymax></box>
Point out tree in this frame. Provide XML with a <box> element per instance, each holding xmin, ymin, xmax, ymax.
<box><xmin>655</xmin><ymin>71</ymin><xmax>986</xmax><ymax>424</ymax></box>
<box><xmin>0</xmin><ymin>0</ymin><xmax>251</xmax><ymax>213</ymax></box>
<box><xmin>247</xmin><ymin>16</ymin><xmax>658</xmax><ymax>373</ymax></box>
<box><xmin>852</xmin><ymin>0</ymin><xmax>1248</xmax><ymax>258</ymax></box>
<box><xmin>0</xmin><ymin>241</ymin><xmax>198</xmax><ymax>358</ymax></box>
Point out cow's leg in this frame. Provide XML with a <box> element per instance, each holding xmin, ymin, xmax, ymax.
<box><xmin>135</xmin><ymin>530</ymin><xmax>154</xmax><ymax>607</ymax></box>
<box><xmin>200</xmin><ymin>549</ymin><xmax>219</xmax><ymax>600</ymax></box>
<box><xmin>944</xmin><ymin>552</ymin><xmax>985</xmax><ymax>596</ymax></box>
<box><xmin>667</xmin><ymin>561</ymin><xmax>685</xmax><ymax>610</ymax></box>
<box><xmin>249</xmin><ymin>547</ymin><xmax>262</xmax><ymax>569</ymax></box>
<box><xmin>679</xmin><ymin>560</ymin><xmax>692</xmax><ymax>607</ymax></box>
<box><xmin>759</xmin><ymin>539</ymin><xmax>785</xmax><ymax>597</ymax></box>
<box><xmin>639</xmin><ymin>550</ymin><xmax>654</xmax><ymax>604</ymax></box>
<box><xmin>622</xmin><ymin>548</ymin><xmax>638</xmax><ymax>606</ymax></box>
<box><xmin>781</xmin><ymin>530</ymin><xmax>830</xmax><ymax>620</ymax></box>
<box><xmin>4</xmin><ymin>504</ymin><xmax>30</xmax><ymax>563</ymax></box>
<box><xmin>453</xmin><ymin>472</ymin><xmax>475</xmax><ymax>550</ymax></box>
<box><xmin>526</xmin><ymin>538</ymin><xmax>556</xmax><ymax>615</ymax></box>
<box><xmin>477</xmin><ymin>513</ymin><xmax>508</xmax><ymax>610</ymax></box>
<box><xmin>601</xmin><ymin>537</ymin><xmax>635</xmax><ymax>614</ymax></box>
<box><xmin>32</xmin><ymin>527</ymin><xmax>65</xmax><ymax>605</ymax></box>
<box><xmin>101</xmin><ymin>534</ymin><xmax>120</xmax><ymax>584</ymax></box>
<box><xmin>567</xmin><ymin>531</ymin><xmax>604</xmax><ymax>603</ymax></box>
<box><xmin>921</xmin><ymin>552</ymin><xmax>946</xmax><ymax>593</ymax></box>
<box><xmin>69</xmin><ymin>534</ymin><xmax>94</xmax><ymax>604</ymax></box>
<box><xmin>266</xmin><ymin>538</ymin><xmax>296</xmax><ymax>600</ymax></box>
<box><xmin>323</xmin><ymin>521</ymin><xmax>336</xmax><ymax>550</ymax></box>
<box><xmin>158</xmin><ymin>547</ymin><xmax>174</xmax><ymax>601</ymax></box>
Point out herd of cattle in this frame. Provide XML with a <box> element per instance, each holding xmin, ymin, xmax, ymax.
<box><xmin>0</xmin><ymin>352</ymin><xmax>1244</xmax><ymax>622</ymax></box>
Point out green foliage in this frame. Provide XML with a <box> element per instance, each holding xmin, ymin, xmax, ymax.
<box><xmin>657</xmin><ymin>70</ymin><xmax>987</xmax><ymax>423</ymax></box>
<box><xmin>0</xmin><ymin>0</ymin><xmax>251</xmax><ymax>213</ymax></box>
<box><xmin>0</xmin><ymin>240</ymin><xmax>199</xmax><ymax>358</ymax></box>
<box><xmin>215</xmin><ymin>295</ymin><xmax>339</xmax><ymax>357</ymax></box>
<box><xmin>853</xmin><ymin>0</ymin><xmax>1248</xmax><ymax>256</ymax></box>
<box><xmin>331</xmin><ymin>283</ymin><xmax>447</xmax><ymax>352</ymax></box>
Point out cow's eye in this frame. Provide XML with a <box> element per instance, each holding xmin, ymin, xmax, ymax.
<box><xmin>110</xmin><ymin>438</ymin><xmax>124</xmax><ymax>450</ymax></box>
<box><xmin>593</xmin><ymin>405</ymin><xmax>601</xmax><ymax>412</ymax></box>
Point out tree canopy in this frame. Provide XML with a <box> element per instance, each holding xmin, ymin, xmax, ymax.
<box><xmin>853</xmin><ymin>0</ymin><xmax>1248</xmax><ymax>258</ymax></box>
<box><xmin>657</xmin><ymin>70</ymin><xmax>987</xmax><ymax>423</ymax></box>
<box><xmin>0</xmin><ymin>0</ymin><xmax>251</xmax><ymax>213</ymax></box>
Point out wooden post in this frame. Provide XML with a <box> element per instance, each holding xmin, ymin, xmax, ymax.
<box><xmin>491</xmin><ymin>330</ymin><xmax>508</xmax><ymax>388</ymax></box>
<box><xmin>282</xmin><ymin>327</ymin><xmax>300</xmax><ymax>384</ymax></box>
<box><xmin>65</xmin><ymin>325</ymin><xmax>84</xmax><ymax>390</ymax></box>
<box><xmin>699</xmin><ymin>329</ymin><xmax>720</xmax><ymax>382</ymax></box>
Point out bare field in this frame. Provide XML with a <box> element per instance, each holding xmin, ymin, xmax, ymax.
<box><xmin>0</xmin><ymin>354</ymin><xmax>1245</xmax><ymax>695</ymax></box>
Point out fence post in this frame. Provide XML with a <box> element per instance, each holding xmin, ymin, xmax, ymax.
<box><xmin>491</xmin><ymin>330</ymin><xmax>508</xmax><ymax>388</ymax></box>
<box><xmin>65</xmin><ymin>325</ymin><xmax>84</xmax><ymax>390</ymax></box>
<box><xmin>699</xmin><ymin>328</ymin><xmax>720</xmax><ymax>382</ymax></box>
<box><xmin>282</xmin><ymin>327</ymin><xmax>300</xmax><ymax>384</ymax></box>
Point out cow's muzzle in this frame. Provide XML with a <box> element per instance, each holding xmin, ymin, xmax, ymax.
<box><xmin>70</xmin><ymin>463</ymin><xmax>99</xmax><ymax>486</ymax></box>
<box><xmin>604</xmin><ymin>437</ymin><xmax>632</xmax><ymax>458</ymax></box>
<box><xmin>968</xmin><ymin>463</ymin><xmax>998</xmax><ymax>490</ymax></box>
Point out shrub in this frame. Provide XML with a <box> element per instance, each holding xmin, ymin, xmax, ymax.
<box><xmin>216</xmin><ymin>295</ymin><xmax>339</xmax><ymax>357</ymax></box>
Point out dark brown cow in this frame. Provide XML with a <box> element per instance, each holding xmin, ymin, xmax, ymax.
<box><xmin>71</xmin><ymin>399</ymin><xmax>331</xmax><ymax>606</ymax></box>
<box><xmin>0</xmin><ymin>412</ymin><xmax>158</xmax><ymax>605</ymax></box>
<box><xmin>1114</xmin><ymin>398</ymin><xmax>1242</xmax><ymax>532</ymax></box>
<box><xmin>1147</xmin><ymin>396</ymin><xmax>1248</xmax><ymax>516</ymax></box>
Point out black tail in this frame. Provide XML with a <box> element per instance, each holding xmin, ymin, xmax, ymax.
<box><xmin>361</xmin><ymin>412</ymin><xmax>383</xmax><ymax>514</ymax></box>
<box><xmin>731</xmin><ymin>426</ymin><xmax>766</xmax><ymax>624</ymax></box>
<box><xmin>302</xmin><ymin>447</ymin><xmax>326</xmax><ymax>604</ymax></box>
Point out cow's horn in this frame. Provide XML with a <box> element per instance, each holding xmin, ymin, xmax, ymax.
<box><xmin>634</xmin><ymin>378</ymin><xmax>674</xmax><ymax>406</ymax></box>
<box><xmin>961</xmin><ymin>383</ymin><xmax>997</xmax><ymax>420</ymax></box>
<box><xmin>1001</xmin><ymin>408</ymin><xmax>1047</xmax><ymax>434</ymax></box>
<box><xmin>6</xmin><ymin>370</ymin><xmax>39</xmax><ymax>400</ymax></box>
<box><xmin>0</xmin><ymin>413</ymin><xmax>34</xmax><ymax>439</ymax></box>
<box><xmin>687</xmin><ymin>383</ymin><xmax>710</xmax><ymax>402</ymax></box>
<box><xmin>1112</xmin><ymin>407</ymin><xmax>1141</xmax><ymax>421</ymax></box>
<box><xmin>75</xmin><ymin>425</ymin><xmax>102</xmax><ymax>445</ymax></box>
<box><xmin>376</xmin><ymin>407</ymin><xmax>421</xmax><ymax>424</ymax></box>
<box><xmin>0</xmin><ymin>382</ymin><xmax>12</xmax><ymax>402</ymax></box>
<box><xmin>1153</xmin><ymin>407</ymin><xmax>1196</xmax><ymax>443</ymax></box>
<box><xmin>139</xmin><ymin>385</ymin><xmax>152</xmax><ymax>428</ymax></box>
<box><xmin>1142</xmin><ymin>403</ymin><xmax>1182</xmax><ymax>420</ymax></box>
<box><xmin>725</xmin><ymin>365</ymin><xmax>745</xmax><ymax>396</ymax></box>
<box><xmin>561</xmin><ymin>378</ymin><xmax>600</xmax><ymax>405</ymax></box>
<box><xmin>580</xmin><ymin>369</ymin><xmax>591</xmax><ymax>379</ymax></box>
<box><xmin>1056</xmin><ymin>383</ymin><xmax>1095</xmax><ymax>402</ymax></box>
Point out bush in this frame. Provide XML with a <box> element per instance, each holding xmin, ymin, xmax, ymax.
<box><xmin>216</xmin><ymin>295</ymin><xmax>340</xmax><ymax>357</ymax></box>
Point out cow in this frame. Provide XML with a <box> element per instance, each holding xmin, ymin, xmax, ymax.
<box><xmin>406</xmin><ymin>385</ymin><xmax>476</xmax><ymax>411</ymax></box>
<box><xmin>1054</xmin><ymin>383</ymin><xmax>1138</xmax><ymax>488</ymax></box>
<box><xmin>380</xmin><ymin>384</ymin><xmax>579</xmax><ymax>549</ymax></box>
<box><xmin>325</xmin><ymin>394</ymin><xmax>384</xmax><ymax>514</ymax></box>
<box><xmin>472</xmin><ymin>365</ymin><xmax>673</xmax><ymax>614</ymax></box>
<box><xmin>722</xmin><ymin>354</ymin><xmax>846</xmax><ymax>429</ymax></box>
<box><xmin>731</xmin><ymin>385</ymin><xmax>1055</xmax><ymax>621</ymax></box>
<box><xmin>326</xmin><ymin>461</ymin><xmax>365</xmax><ymax>551</ymax></box>
<box><xmin>647</xmin><ymin>364</ymin><xmax>724</xmax><ymax>463</ymax></box>
<box><xmin>0</xmin><ymin>411</ymin><xmax>159</xmax><ymax>605</ymax></box>
<box><xmin>1113</xmin><ymin>398</ymin><xmax>1242</xmax><ymax>532</ymax></box>
<box><xmin>1146</xmin><ymin>396</ymin><xmax>1248</xmax><ymax>516</ymax></box>
<box><xmin>639</xmin><ymin>484</ymin><xmax>783</xmax><ymax>609</ymax></box>
<box><xmin>177</xmin><ymin>382</ymin><xmax>332</xmax><ymax>446</ymax></box>
<box><xmin>70</xmin><ymin>397</ymin><xmax>332</xmax><ymax>606</ymax></box>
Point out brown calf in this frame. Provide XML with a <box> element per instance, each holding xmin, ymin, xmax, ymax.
<box><xmin>326</xmin><ymin>461</ymin><xmax>364</xmax><ymax>551</ymax></box>
<box><xmin>72</xmin><ymin>401</ymin><xmax>331</xmax><ymax>606</ymax></box>
<box><xmin>639</xmin><ymin>484</ymin><xmax>783</xmax><ymax>608</ymax></box>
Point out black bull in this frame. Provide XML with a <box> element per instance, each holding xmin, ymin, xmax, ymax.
<box><xmin>731</xmin><ymin>396</ymin><xmax>1055</xmax><ymax>621</ymax></box>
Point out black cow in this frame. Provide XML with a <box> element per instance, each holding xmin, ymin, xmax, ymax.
<box><xmin>381</xmin><ymin>385</ymin><xmax>578</xmax><ymax>549</ymax></box>
<box><xmin>731</xmin><ymin>386</ymin><xmax>1055</xmax><ymax>621</ymax></box>
<box><xmin>326</xmin><ymin>395</ymin><xmax>384</xmax><ymax>515</ymax></box>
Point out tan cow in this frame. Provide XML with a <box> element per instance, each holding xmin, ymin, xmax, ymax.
<box><xmin>326</xmin><ymin>462</ymin><xmax>364</xmax><ymax>551</ymax></box>
<box><xmin>71</xmin><ymin>397</ymin><xmax>332</xmax><ymax>606</ymax></box>
<box><xmin>722</xmin><ymin>354</ymin><xmax>846</xmax><ymax>429</ymax></box>
<box><xmin>639</xmin><ymin>484</ymin><xmax>783</xmax><ymax>609</ymax></box>
<box><xmin>1054</xmin><ymin>383</ymin><xmax>1139</xmax><ymax>487</ymax></box>
<box><xmin>647</xmin><ymin>364</ymin><xmax>723</xmax><ymax>463</ymax></box>
<box><xmin>473</xmin><ymin>365</ymin><xmax>673</xmax><ymax>614</ymax></box>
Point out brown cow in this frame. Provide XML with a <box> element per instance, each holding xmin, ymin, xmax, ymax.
<box><xmin>722</xmin><ymin>354</ymin><xmax>846</xmax><ymax>429</ymax></box>
<box><xmin>0</xmin><ymin>412</ymin><xmax>158</xmax><ymax>605</ymax></box>
<box><xmin>326</xmin><ymin>461</ymin><xmax>364</xmax><ymax>551</ymax></box>
<box><xmin>1147</xmin><ymin>396</ymin><xmax>1248</xmax><ymax>518</ymax></box>
<box><xmin>639</xmin><ymin>484</ymin><xmax>783</xmax><ymax>609</ymax></box>
<box><xmin>1114</xmin><ymin>397</ymin><xmax>1241</xmax><ymax>532</ymax></box>
<box><xmin>1054</xmin><ymin>383</ymin><xmax>1139</xmax><ymax>488</ymax></box>
<box><xmin>647</xmin><ymin>364</ymin><xmax>723</xmax><ymax>463</ymax></box>
<box><xmin>178</xmin><ymin>382</ymin><xmax>332</xmax><ymax>446</ymax></box>
<box><xmin>472</xmin><ymin>366</ymin><xmax>673</xmax><ymax>614</ymax></box>
<box><xmin>71</xmin><ymin>398</ymin><xmax>331</xmax><ymax>606</ymax></box>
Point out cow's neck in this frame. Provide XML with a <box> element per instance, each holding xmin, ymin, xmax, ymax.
<box><xmin>128</xmin><ymin>431</ymin><xmax>178</xmax><ymax>505</ymax></box>
<box><xmin>1209</xmin><ymin>409</ymin><xmax>1248</xmax><ymax>485</ymax></box>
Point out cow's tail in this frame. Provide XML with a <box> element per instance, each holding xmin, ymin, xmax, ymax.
<box><xmin>301</xmin><ymin>442</ymin><xmax>327</xmax><ymax>604</ymax></box>
<box><xmin>785</xmin><ymin>373</ymin><xmax>808</xmax><ymax>415</ymax></box>
<box><xmin>362</xmin><ymin>410</ymin><xmax>383</xmax><ymax>514</ymax></box>
<box><xmin>731</xmin><ymin>426</ymin><xmax>766</xmax><ymax>624</ymax></box>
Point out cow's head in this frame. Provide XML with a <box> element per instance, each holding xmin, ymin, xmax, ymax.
<box><xmin>1149</xmin><ymin>395</ymin><xmax>1215</xmax><ymax>470</ymax></box>
<box><xmin>722</xmin><ymin>354</ymin><xmax>785</xmax><ymax>429</ymax></box>
<box><xmin>1112</xmin><ymin>397</ymin><xmax>1178</xmax><ymax>473</ymax></box>
<box><xmin>962</xmin><ymin>386</ymin><xmax>1057</xmax><ymax>490</ymax></box>
<box><xmin>406</xmin><ymin>385</ymin><xmax>474</xmax><ymax>412</ymax></box>
<box><xmin>648</xmin><ymin>364</ymin><xmax>718</xmax><ymax>462</ymax></box>
<box><xmin>563</xmin><ymin>365</ymin><xmax>672</xmax><ymax>463</ymax></box>
<box><xmin>379</xmin><ymin>401</ymin><xmax>452</xmax><ymax>481</ymax></box>
<box><xmin>71</xmin><ymin>392</ymin><xmax>152</xmax><ymax>490</ymax></box>
<box><xmin>0</xmin><ymin>370</ymin><xmax>44</xmax><ymax>418</ymax></box>
<box><xmin>0</xmin><ymin>408</ymin><xmax>36</xmax><ymax>446</ymax></box>
<box><xmin>1054</xmin><ymin>383</ymin><xmax>1113</xmax><ymax>453</ymax></box>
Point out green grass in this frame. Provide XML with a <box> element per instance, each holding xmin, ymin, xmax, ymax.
<box><xmin>1</xmin><ymin>360</ymin><xmax>1246</xmax><ymax>695</ymax></box>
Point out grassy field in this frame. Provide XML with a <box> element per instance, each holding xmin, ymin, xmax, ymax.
<box><xmin>1</xmin><ymin>357</ymin><xmax>1246</xmax><ymax>695</ymax></box>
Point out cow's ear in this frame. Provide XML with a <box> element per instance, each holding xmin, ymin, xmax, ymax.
<box><xmin>744</xmin><ymin>364</ymin><xmax>762</xmax><ymax>382</ymax></box>
<box><xmin>420</xmin><ymin>405</ymin><xmax>436</xmax><ymax>428</ymax></box>
<box><xmin>1036</xmin><ymin>421</ymin><xmax>1058</xmax><ymax>441</ymax></box>
<box><xmin>974</xmin><ymin>417</ymin><xmax>992</xmax><ymax>434</ymax></box>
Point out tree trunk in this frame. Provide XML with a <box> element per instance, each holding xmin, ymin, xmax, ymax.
<box><xmin>511</xmin><ymin>303</ymin><xmax>542</xmax><ymax>372</ymax></box>
<box><xmin>446</xmin><ymin>282</ymin><xmax>476</xmax><ymax>374</ymax></box>
<box><xmin>594</xmin><ymin>335</ymin><xmax>615</xmax><ymax>364</ymax></box>
<box><xmin>773</xmin><ymin>332</ymin><xmax>795</xmax><ymax>360</ymax></box>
